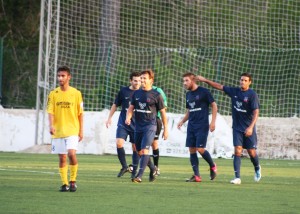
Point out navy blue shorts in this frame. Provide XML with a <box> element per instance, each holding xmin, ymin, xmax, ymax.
<box><xmin>116</xmin><ymin>125</ymin><xmax>134</xmax><ymax>143</ymax></box>
<box><xmin>134</xmin><ymin>130</ymin><xmax>156</xmax><ymax>152</ymax></box>
<box><xmin>185</xmin><ymin>129</ymin><xmax>208</xmax><ymax>148</ymax></box>
<box><xmin>154</xmin><ymin>117</ymin><xmax>162</xmax><ymax>140</ymax></box>
<box><xmin>233</xmin><ymin>129</ymin><xmax>257</xmax><ymax>149</ymax></box>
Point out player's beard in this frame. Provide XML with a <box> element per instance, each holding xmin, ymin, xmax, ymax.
<box><xmin>184</xmin><ymin>84</ymin><xmax>192</xmax><ymax>90</ymax></box>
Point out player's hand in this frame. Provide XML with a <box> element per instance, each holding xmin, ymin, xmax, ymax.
<box><xmin>196</xmin><ymin>75</ymin><xmax>206</xmax><ymax>82</ymax></box>
<box><xmin>105</xmin><ymin>119</ymin><xmax>112</xmax><ymax>128</ymax></box>
<box><xmin>162</xmin><ymin>129</ymin><xmax>169</xmax><ymax>140</ymax></box>
<box><xmin>209</xmin><ymin>122</ymin><xmax>216</xmax><ymax>132</ymax></box>
<box><xmin>49</xmin><ymin>127</ymin><xmax>55</xmax><ymax>135</ymax></box>
<box><xmin>125</xmin><ymin>118</ymin><xmax>131</xmax><ymax>125</ymax></box>
<box><xmin>177</xmin><ymin>121</ymin><xmax>184</xmax><ymax>129</ymax></box>
<box><xmin>78</xmin><ymin>129</ymin><xmax>83</xmax><ymax>142</ymax></box>
<box><xmin>244</xmin><ymin>127</ymin><xmax>253</xmax><ymax>137</ymax></box>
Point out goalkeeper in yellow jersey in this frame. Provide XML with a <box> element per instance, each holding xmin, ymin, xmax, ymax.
<box><xmin>47</xmin><ymin>66</ymin><xmax>84</xmax><ymax>192</ymax></box>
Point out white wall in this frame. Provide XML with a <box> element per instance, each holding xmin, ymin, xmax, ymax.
<box><xmin>0</xmin><ymin>108</ymin><xmax>299</xmax><ymax>159</ymax></box>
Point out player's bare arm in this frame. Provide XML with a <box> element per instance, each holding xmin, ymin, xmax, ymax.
<box><xmin>196</xmin><ymin>75</ymin><xmax>224</xmax><ymax>91</ymax></box>
<box><xmin>78</xmin><ymin>113</ymin><xmax>84</xmax><ymax>142</ymax></box>
<box><xmin>160</xmin><ymin>108</ymin><xmax>168</xmax><ymax>140</ymax></box>
<box><xmin>48</xmin><ymin>113</ymin><xmax>55</xmax><ymax>135</ymax></box>
<box><xmin>106</xmin><ymin>104</ymin><xmax>117</xmax><ymax>128</ymax></box>
<box><xmin>210</xmin><ymin>102</ymin><xmax>218</xmax><ymax>132</ymax></box>
<box><xmin>245</xmin><ymin>109</ymin><xmax>259</xmax><ymax>137</ymax></box>
<box><xmin>125</xmin><ymin>104</ymin><xmax>134</xmax><ymax>125</ymax></box>
<box><xmin>177</xmin><ymin>110</ymin><xmax>189</xmax><ymax>129</ymax></box>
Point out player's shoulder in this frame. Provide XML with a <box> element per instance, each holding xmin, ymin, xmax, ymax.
<box><xmin>49</xmin><ymin>87</ymin><xmax>61</xmax><ymax>95</ymax></box>
<box><xmin>198</xmin><ymin>86</ymin><xmax>212</xmax><ymax>93</ymax></box>
<box><xmin>120</xmin><ymin>86</ymin><xmax>130</xmax><ymax>91</ymax></box>
<box><xmin>69</xmin><ymin>86</ymin><xmax>81</xmax><ymax>93</ymax></box>
<box><xmin>151</xmin><ymin>88</ymin><xmax>161</xmax><ymax>96</ymax></box>
<box><xmin>247</xmin><ymin>88</ymin><xmax>258</xmax><ymax>97</ymax></box>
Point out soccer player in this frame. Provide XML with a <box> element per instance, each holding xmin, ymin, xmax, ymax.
<box><xmin>151</xmin><ymin>85</ymin><xmax>167</xmax><ymax>175</ymax></box>
<box><xmin>105</xmin><ymin>72</ymin><xmax>141</xmax><ymax>178</ymax></box>
<box><xmin>47</xmin><ymin>66</ymin><xmax>84</xmax><ymax>192</ymax></box>
<box><xmin>177</xmin><ymin>72</ymin><xmax>218</xmax><ymax>182</ymax></box>
<box><xmin>126</xmin><ymin>69</ymin><xmax>168</xmax><ymax>183</ymax></box>
<box><xmin>196</xmin><ymin>73</ymin><xmax>261</xmax><ymax>184</ymax></box>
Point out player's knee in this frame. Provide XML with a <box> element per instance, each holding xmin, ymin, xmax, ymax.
<box><xmin>247</xmin><ymin>149</ymin><xmax>257</xmax><ymax>158</ymax></box>
<box><xmin>197</xmin><ymin>148</ymin><xmax>205</xmax><ymax>154</ymax></box>
<box><xmin>189</xmin><ymin>147</ymin><xmax>197</xmax><ymax>153</ymax></box>
<box><xmin>152</xmin><ymin>141</ymin><xmax>158</xmax><ymax>150</ymax></box>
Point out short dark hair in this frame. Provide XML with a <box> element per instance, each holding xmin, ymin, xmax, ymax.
<box><xmin>130</xmin><ymin>71</ymin><xmax>141</xmax><ymax>80</ymax></box>
<box><xmin>182</xmin><ymin>72</ymin><xmax>196</xmax><ymax>79</ymax></box>
<box><xmin>57</xmin><ymin>66</ymin><xmax>71</xmax><ymax>75</ymax></box>
<box><xmin>240</xmin><ymin>72</ymin><xmax>252</xmax><ymax>82</ymax></box>
<box><xmin>141</xmin><ymin>69</ymin><xmax>154</xmax><ymax>80</ymax></box>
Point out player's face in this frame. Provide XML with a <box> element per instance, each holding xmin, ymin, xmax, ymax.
<box><xmin>240</xmin><ymin>76</ymin><xmax>251</xmax><ymax>91</ymax></box>
<box><xmin>183</xmin><ymin>76</ymin><xmax>194</xmax><ymax>90</ymax></box>
<box><xmin>141</xmin><ymin>73</ymin><xmax>153</xmax><ymax>89</ymax></box>
<box><xmin>57</xmin><ymin>71</ymin><xmax>71</xmax><ymax>87</ymax></box>
<box><xmin>130</xmin><ymin>76</ymin><xmax>141</xmax><ymax>90</ymax></box>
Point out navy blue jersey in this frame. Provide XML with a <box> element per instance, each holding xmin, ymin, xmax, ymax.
<box><xmin>223</xmin><ymin>86</ymin><xmax>259</xmax><ymax>132</ymax></box>
<box><xmin>114</xmin><ymin>86</ymin><xmax>136</xmax><ymax>131</ymax></box>
<box><xmin>131</xmin><ymin>89</ymin><xmax>165</xmax><ymax>132</ymax></box>
<box><xmin>186</xmin><ymin>87</ymin><xmax>215</xmax><ymax>131</ymax></box>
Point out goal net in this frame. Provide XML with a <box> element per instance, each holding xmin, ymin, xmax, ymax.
<box><xmin>36</xmin><ymin>0</ymin><xmax>300</xmax><ymax>145</ymax></box>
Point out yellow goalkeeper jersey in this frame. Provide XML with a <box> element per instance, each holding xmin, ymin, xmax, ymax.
<box><xmin>47</xmin><ymin>86</ymin><xmax>83</xmax><ymax>138</ymax></box>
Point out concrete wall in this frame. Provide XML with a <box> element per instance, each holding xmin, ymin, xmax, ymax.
<box><xmin>0</xmin><ymin>107</ymin><xmax>299</xmax><ymax>159</ymax></box>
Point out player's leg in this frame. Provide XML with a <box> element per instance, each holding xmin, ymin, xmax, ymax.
<box><xmin>133</xmin><ymin>130</ymin><xmax>156</xmax><ymax>183</ymax></box>
<box><xmin>116</xmin><ymin>127</ymin><xmax>129</xmax><ymax>177</ymax></box>
<box><xmin>58</xmin><ymin>153</ymin><xmax>69</xmax><ymax>191</ymax></box>
<box><xmin>52</xmin><ymin>138</ymin><xmax>69</xmax><ymax>191</ymax></box>
<box><xmin>130</xmin><ymin>132</ymin><xmax>139</xmax><ymax>180</ymax></box>
<box><xmin>152</xmin><ymin>117</ymin><xmax>162</xmax><ymax>174</ymax></box>
<box><xmin>185</xmin><ymin>131</ymin><xmax>201</xmax><ymax>182</ymax></box>
<box><xmin>231</xmin><ymin>130</ymin><xmax>243</xmax><ymax>184</ymax></box>
<box><xmin>196</xmin><ymin>132</ymin><xmax>217</xmax><ymax>180</ymax></box>
<box><xmin>66</xmin><ymin>136</ymin><xmax>79</xmax><ymax>192</ymax></box>
<box><xmin>245</xmin><ymin>133</ymin><xmax>261</xmax><ymax>182</ymax></box>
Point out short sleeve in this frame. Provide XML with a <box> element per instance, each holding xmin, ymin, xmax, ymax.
<box><xmin>47</xmin><ymin>91</ymin><xmax>54</xmax><ymax>114</ymax></box>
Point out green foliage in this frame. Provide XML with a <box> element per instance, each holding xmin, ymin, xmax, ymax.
<box><xmin>1</xmin><ymin>0</ymin><xmax>40</xmax><ymax>108</ymax></box>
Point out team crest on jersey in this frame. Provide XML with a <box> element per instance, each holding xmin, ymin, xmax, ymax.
<box><xmin>196</xmin><ymin>95</ymin><xmax>199</xmax><ymax>100</ymax></box>
<box><xmin>139</xmin><ymin>102</ymin><xmax>146</xmax><ymax>109</ymax></box>
<box><xmin>147</xmin><ymin>98</ymin><xmax>151</xmax><ymax>102</ymax></box>
<box><xmin>243</xmin><ymin>97</ymin><xmax>249</xmax><ymax>102</ymax></box>
<box><xmin>236</xmin><ymin>101</ymin><xmax>242</xmax><ymax>108</ymax></box>
<box><xmin>189</xmin><ymin>102</ymin><xmax>196</xmax><ymax>109</ymax></box>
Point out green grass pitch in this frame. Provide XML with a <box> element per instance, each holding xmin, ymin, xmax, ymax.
<box><xmin>0</xmin><ymin>153</ymin><xmax>299</xmax><ymax>214</ymax></box>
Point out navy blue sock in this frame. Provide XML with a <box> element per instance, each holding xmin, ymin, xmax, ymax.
<box><xmin>190</xmin><ymin>153</ymin><xmax>200</xmax><ymax>176</ymax></box>
<box><xmin>152</xmin><ymin>149</ymin><xmax>159</xmax><ymax>167</ymax></box>
<box><xmin>233</xmin><ymin>155</ymin><xmax>241</xmax><ymax>178</ymax></box>
<box><xmin>117</xmin><ymin>147</ymin><xmax>127</xmax><ymax>169</ymax></box>
<box><xmin>132</xmin><ymin>151</ymin><xmax>140</xmax><ymax>173</ymax></box>
<box><xmin>147</xmin><ymin>157</ymin><xmax>155</xmax><ymax>172</ymax></box>
<box><xmin>250</xmin><ymin>155</ymin><xmax>260</xmax><ymax>171</ymax></box>
<box><xmin>136</xmin><ymin>155</ymin><xmax>150</xmax><ymax>179</ymax></box>
<box><xmin>201</xmin><ymin>150</ymin><xmax>215</xmax><ymax>168</ymax></box>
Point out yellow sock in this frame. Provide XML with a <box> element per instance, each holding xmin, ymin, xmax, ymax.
<box><xmin>69</xmin><ymin>164</ymin><xmax>78</xmax><ymax>182</ymax></box>
<box><xmin>59</xmin><ymin>166</ymin><xmax>68</xmax><ymax>185</ymax></box>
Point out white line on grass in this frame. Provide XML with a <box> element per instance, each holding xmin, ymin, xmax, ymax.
<box><xmin>0</xmin><ymin>168</ymin><xmax>58</xmax><ymax>175</ymax></box>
